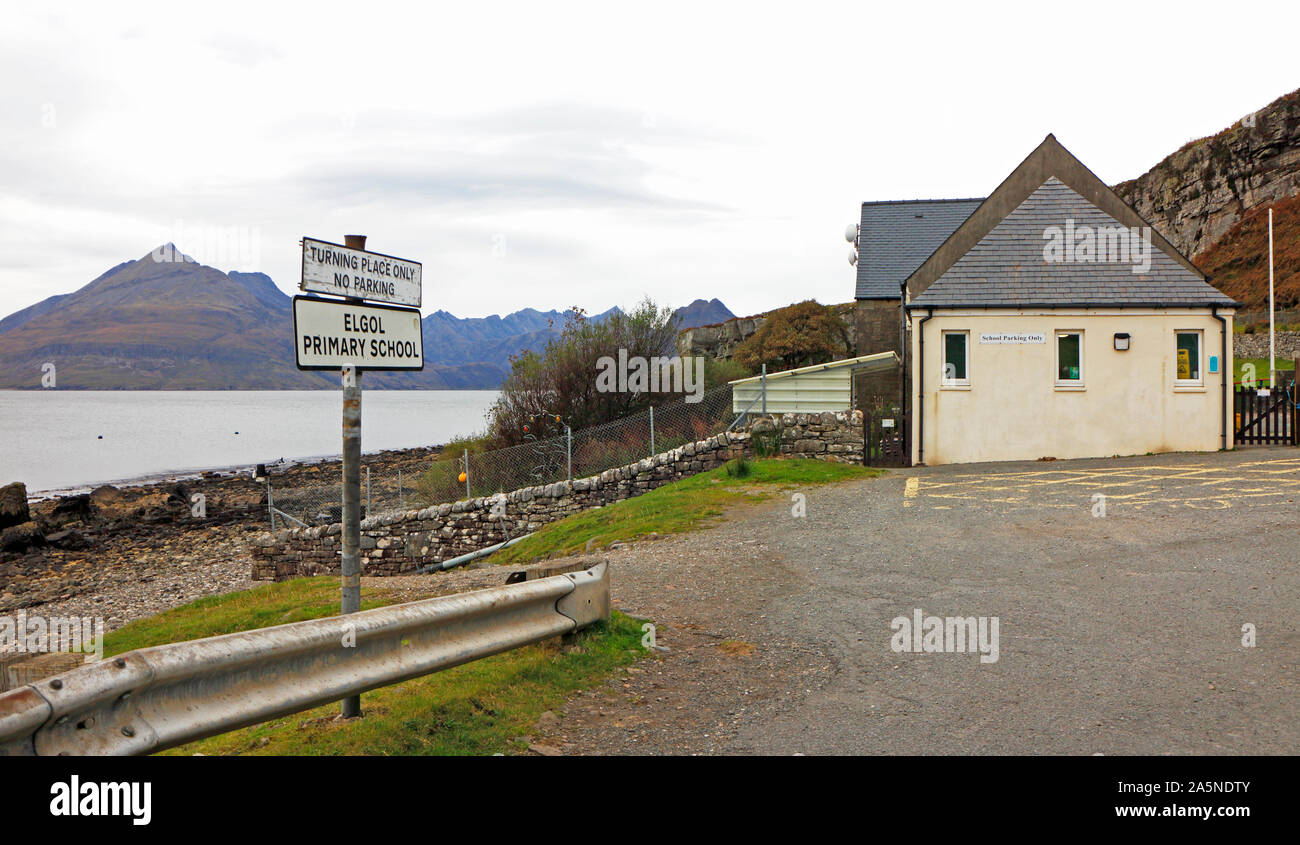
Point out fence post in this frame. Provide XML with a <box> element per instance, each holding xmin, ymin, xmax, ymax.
<box><xmin>365</xmin><ymin>466</ymin><xmax>371</xmax><ymax>517</ymax></box>
<box><xmin>649</xmin><ymin>405</ymin><xmax>655</xmax><ymax>457</ymax></box>
<box><xmin>566</xmin><ymin>426</ymin><xmax>573</xmax><ymax>482</ymax></box>
<box><xmin>464</xmin><ymin>449</ymin><xmax>471</xmax><ymax>499</ymax></box>
<box><xmin>266</xmin><ymin>477</ymin><xmax>276</xmax><ymax>531</ymax></box>
<box><xmin>398</xmin><ymin>469</ymin><xmax>403</xmax><ymax>510</ymax></box>
<box><xmin>761</xmin><ymin>363</ymin><xmax>767</xmax><ymax>416</ymax></box>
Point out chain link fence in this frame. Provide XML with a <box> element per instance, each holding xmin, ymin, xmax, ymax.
<box><xmin>267</xmin><ymin>384</ymin><xmax>739</xmax><ymax>527</ymax></box>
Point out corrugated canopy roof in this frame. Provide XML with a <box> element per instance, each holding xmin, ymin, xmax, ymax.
<box><xmin>728</xmin><ymin>351</ymin><xmax>900</xmax><ymax>385</ymax></box>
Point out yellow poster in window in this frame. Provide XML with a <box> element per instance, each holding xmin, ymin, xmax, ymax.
<box><xmin>1177</xmin><ymin>348</ymin><xmax>1191</xmax><ymax>379</ymax></box>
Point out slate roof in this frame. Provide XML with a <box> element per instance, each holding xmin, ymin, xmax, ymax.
<box><xmin>854</xmin><ymin>198</ymin><xmax>983</xmax><ymax>299</ymax></box>
<box><xmin>908</xmin><ymin>178</ymin><xmax>1238</xmax><ymax>309</ymax></box>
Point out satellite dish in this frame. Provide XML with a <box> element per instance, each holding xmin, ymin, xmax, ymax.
<box><xmin>848</xmin><ymin>248</ymin><xmax>858</xmax><ymax>266</ymax></box>
<box><xmin>844</xmin><ymin>224</ymin><xmax>859</xmax><ymax>243</ymax></box>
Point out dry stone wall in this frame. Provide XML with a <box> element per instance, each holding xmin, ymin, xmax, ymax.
<box><xmin>1234</xmin><ymin>330</ymin><xmax>1300</xmax><ymax>360</ymax></box>
<box><xmin>251</xmin><ymin>411</ymin><xmax>864</xmax><ymax>580</ymax></box>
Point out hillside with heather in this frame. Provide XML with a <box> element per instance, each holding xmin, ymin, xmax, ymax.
<box><xmin>1114</xmin><ymin>87</ymin><xmax>1299</xmax><ymax>315</ymax></box>
<box><xmin>1193</xmin><ymin>193</ymin><xmax>1300</xmax><ymax>311</ymax></box>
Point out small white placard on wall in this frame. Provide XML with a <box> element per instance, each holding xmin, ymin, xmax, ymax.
<box><xmin>979</xmin><ymin>333</ymin><xmax>1046</xmax><ymax>344</ymax></box>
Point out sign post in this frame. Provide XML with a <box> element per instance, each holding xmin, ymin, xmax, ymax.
<box><xmin>340</xmin><ymin>360</ymin><xmax>362</xmax><ymax>719</ymax></box>
<box><xmin>295</xmin><ymin>234</ymin><xmax>424</xmax><ymax>720</ymax></box>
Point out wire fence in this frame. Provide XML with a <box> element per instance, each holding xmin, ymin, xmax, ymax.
<box><xmin>267</xmin><ymin>384</ymin><xmax>740</xmax><ymax>527</ymax></box>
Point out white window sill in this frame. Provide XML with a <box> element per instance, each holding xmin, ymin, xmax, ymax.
<box><xmin>1054</xmin><ymin>382</ymin><xmax>1086</xmax><ymax>391</ymax></box>
<box><xmin>940</xmin><ymin>382</ymin><xmax>971</xmax><ymax>391</ymax></box>
<box><xmin>1173</xmin><ymin>384</ymin><xmax>1206</xmax><ymax>393</ymax></box>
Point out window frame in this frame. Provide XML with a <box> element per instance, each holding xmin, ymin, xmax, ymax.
<box><xmin>1054</xmin><ymin>330</ymin><xmax>1085</xmax><ymax>390</ymax></box>
<box><xmin>1174</xmin><ymin>329</ymin><xmax>1204</xmax><ymax>389</ymax></box>
<box><xmin>940</xmin><ymin>330</ymin><xmax>970</xmax><ymax>389</ymax></box>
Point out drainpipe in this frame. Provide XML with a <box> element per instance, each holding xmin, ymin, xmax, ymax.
<box><xmin>1211</xmin><ymin>305</ymin><xmax>1228</xmax><ymax>450</ymax></box>
<box><xmin>916</xmin><ymin>309</ymin><xmax>934</xmax><ymax>465</ymax></box>
<box><xmin>899</xmin><ymin>281</ymin><xmax>908</xmax><ymax>445</ymax></box>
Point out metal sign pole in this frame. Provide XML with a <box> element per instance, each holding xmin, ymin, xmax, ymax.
<box><xmin>293</xmin><ymin>230</ymin><xmax>423</xmax><ymax>722</ymax></box>
<box><xmin>339</xmin><ymin>233</ymin><xmax>368</xmax><ymax>720</ymax></box>
<box><xmin>340</xmin><ymin>363</ymin><xmax>362</xmax><ymax>719</ymax></box>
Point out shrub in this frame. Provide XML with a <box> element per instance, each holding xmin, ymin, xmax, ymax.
<box><xmin>724</xmin><ymin>457</ymin><xmax>752</xmax><ymax>478</ymax></box>
<box><xmin>733</xmin><ymin>300</ymin><xmax>850</xmax><ymax>372</ymax></box>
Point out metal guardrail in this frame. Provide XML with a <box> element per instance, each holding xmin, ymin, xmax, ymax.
<box><xmin>0</xmin><ymin>562</ymin><xmax>610</xmax><ymax>756</ymax></box>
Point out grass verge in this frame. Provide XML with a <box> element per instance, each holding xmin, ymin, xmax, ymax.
<box><xmin>490</xmin><ymin>457</ymin><xmax>882</xmax><ymax>564</ymax></box>
<box><xmin>1234</xmin><ymin>356</ymin><xmax>1297</xmax><ymax>383</ymax></box>
<box><xmin>103</xmin><ymin>578</ymin><xmax>393</xmax><ymax>657</ymax></box>
<box><xmin>99</xmin><ymin>578</ymin><xmax>646</xmax><ymax>756</ymax></box>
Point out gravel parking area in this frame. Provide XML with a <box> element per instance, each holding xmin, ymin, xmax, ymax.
<box><xmin>538</xmin><ymin>447</ymin><xmax>1299</xmax><ymax>755</ymax></box>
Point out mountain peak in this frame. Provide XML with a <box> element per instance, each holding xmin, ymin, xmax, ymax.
<box><xmin>140</xmin><ymin>243</ymin><xmax>198</xmax><ymax>265</ymax></box>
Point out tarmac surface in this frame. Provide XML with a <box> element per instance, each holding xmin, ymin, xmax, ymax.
<box><xmin>557</xmin><ymin>448</ymin><xmax>1299</xmax><ymax>755</ymax></box>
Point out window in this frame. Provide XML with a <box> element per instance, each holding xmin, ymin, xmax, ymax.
<box><xmin>1175</xmin><ymin>331</ymin><xmax>1202</xmax><ymax>386</ymax></box>
<box><xmin>1056</xmin><ymin>331</ymin><xmax>1083</xmax><ymax>387</ymax></box>
<box><xmin>942</xmin><ymin>331</ymin><xmax>968</xmax><ymax>386</ymax></box>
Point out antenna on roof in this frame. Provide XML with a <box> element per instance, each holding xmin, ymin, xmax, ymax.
<box><xmin>844</xmin><ymin>223</ymin><xmax>859</xmax><ymax>244</ymax></box>
<box><xmin>848</xmin><ymin>247</ymin><xmax>857</xmax><ymax>267</ymax></box>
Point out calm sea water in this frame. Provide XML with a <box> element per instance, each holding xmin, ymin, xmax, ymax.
<box><xmin>0</xmin><ymin>390</ymin><xmax>499</xmax><ymax>495</ymax></box>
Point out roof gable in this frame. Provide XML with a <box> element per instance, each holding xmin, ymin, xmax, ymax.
<box><xmin>906</xmin><ymin>135</ymin><xmax>1229</xmax><ymax>308</ymax></box>
<box><xmin>909</xmin><ymin>178</ymin><xmax>1236</xmax><ymax>308</ymax></box>
<box><xmin>855</xmin><ymin>198</ymin><xmax>982</xmax><ymax>299</ymax></box>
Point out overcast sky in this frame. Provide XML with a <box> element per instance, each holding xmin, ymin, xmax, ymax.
<box><xmin>2</xmin><ymin>1</ymin><xmax>1296</xmax><ymax>322</ymax></box>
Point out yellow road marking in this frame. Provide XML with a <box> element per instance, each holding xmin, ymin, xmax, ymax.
<box><xmin>903</xmin><ymin>456</ymin><xmax>1299</xmax><ymax>510</ymax></box>
<box><xmin>904</xmin><ymin>477</ymin><xmax>919</xmax><ymax>507</ymax></box>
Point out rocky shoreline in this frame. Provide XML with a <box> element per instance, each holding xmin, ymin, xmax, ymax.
<box><xmin>0</xmin><ymin>443</ymin><xmax>450</xmax><ymax>624</ymax></box>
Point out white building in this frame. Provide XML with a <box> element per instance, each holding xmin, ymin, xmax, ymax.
<box><xmin>898</xmin><ymin>136</ymin><xmax>1237</xmax><ymax>465</ymax></box>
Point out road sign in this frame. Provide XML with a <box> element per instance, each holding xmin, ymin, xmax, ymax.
<box><xmin>293</xmin><ymin>296</ymin><xmax>424</xmax><ymax>371</ymax></box>
<box><xmin>300</xmin><ymin>236</ymin><xmax>422</xmax><ymax>307</ymax></box>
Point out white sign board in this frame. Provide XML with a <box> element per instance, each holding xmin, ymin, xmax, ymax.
<box><xmin>300</xmin><ymin>237</ymin><xmax>422</xmax><ymax>307</ymax></box>
<box><xmin>293</xmin><ymin>296</ymin><xmax>424</xmax><ymax>371</ymax></box>
<box><xmin>979</xmin><ymin>332</ymin><xmax>1046</xmax><ymax>344</ymax></box>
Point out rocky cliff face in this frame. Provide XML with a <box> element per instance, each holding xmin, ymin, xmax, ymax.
<box><xmin>676</xmin><ymin>315</ymin><xmax>767</xmax><ymax>359</ymax></box>
<box><xmin>1115</xmin><ymin>89</ymin><xmax>1300</xmax><ymax>260</ymax></box>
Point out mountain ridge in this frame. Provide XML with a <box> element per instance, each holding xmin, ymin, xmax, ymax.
<box><xmin>0</xmin><ymin>249</ymin><xmax>733</xmax><ymax>389</ymax></box>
